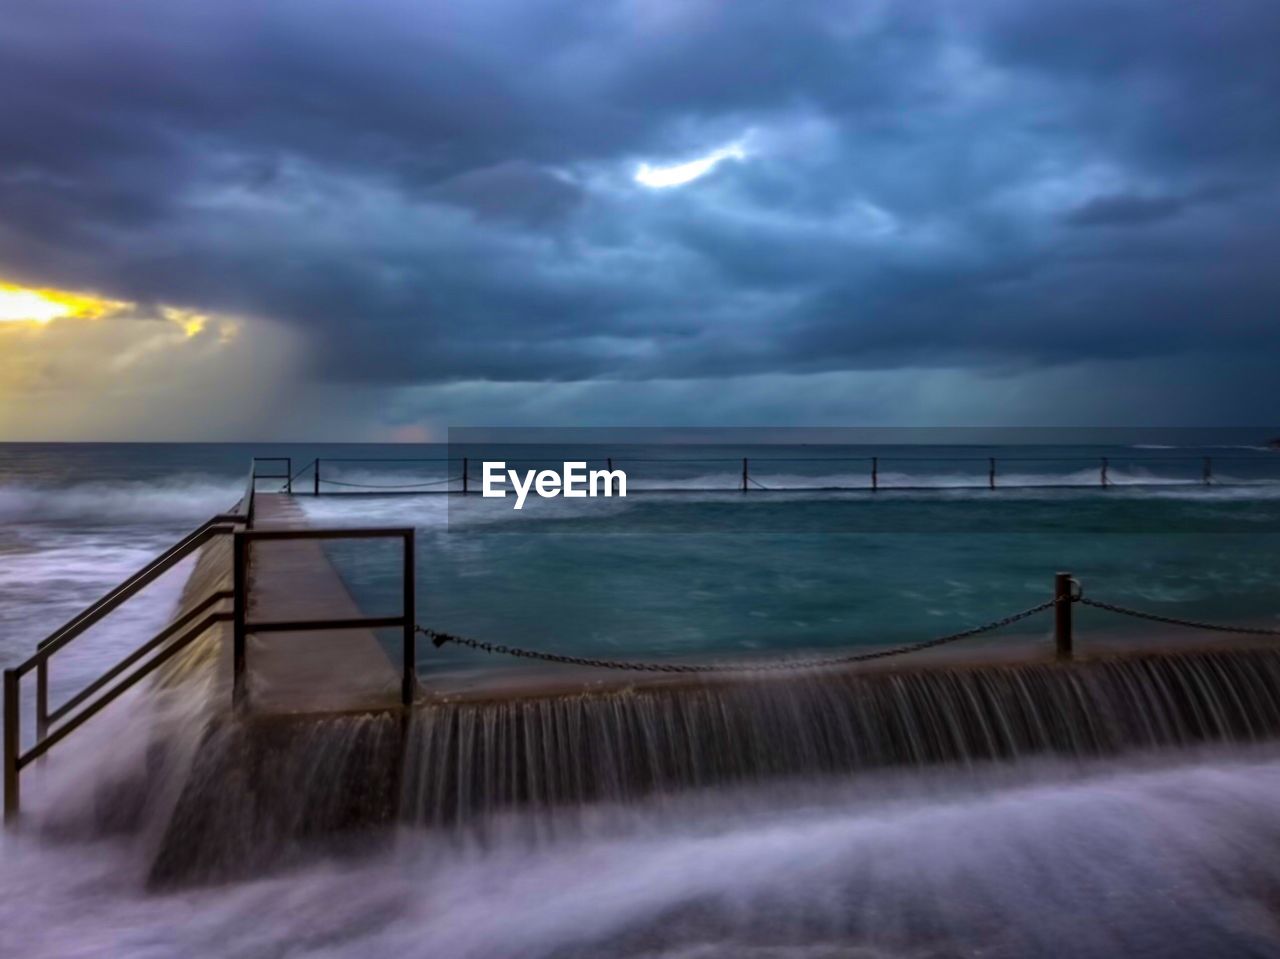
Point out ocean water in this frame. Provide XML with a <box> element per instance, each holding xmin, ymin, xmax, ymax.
<box><xmin>3</xmin><ymin>440</ymin><xmax>1280</xmax><ymax>683</ymax></box>
<box><xmin>3</xmin><ymin>440</ymin><xmax>1280</xmax><ymax>957</ymax></box>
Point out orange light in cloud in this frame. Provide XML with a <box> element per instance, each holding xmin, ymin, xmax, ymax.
<box><xmin>161</xmin><ymin>306</ymin><xmax>208</xmax><ymax>338</ymax></box>
<box><xmin>0</xmin><ymin>280</ymin><xmax>130</xmax><ymax>325</ymax></box>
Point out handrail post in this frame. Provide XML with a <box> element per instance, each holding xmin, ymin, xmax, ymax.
<box><xmin>989</xmin><ymin>457</ymin><xmax>996</xmax><ymax>490</ymax></box>
<box><xmin>232</xmin><ymin>532</ymin><xmax>248</xmax><ymax>710</ymax></box>
<box><xmin>245</xmin><ymin>462</ymin><xmax>256</xmax><ymax>528</ymax></box>
<box><xmin>871</xmin><ymin>456</ymin><xmax>878</xmax><ymax>491</ymax></box>
<box><xmin>4</xmin><ymin>669</ymin><xmax>18</xmax><ymax>821</ymax></box>
<box><xmin>285</xmin><ymin>457</ymin><xmax>292</xmax><ymax>495</ymax></box>
<box><xmin>35</xmin><ymin>660</ymin><xmax>48</xmax><ymax>748</ymax></box>
<box><xmin>462</xmin><ymin>457</ymin><xmax>468</xmax><ymax>496</ymax></box>
<box><xmin>402</xmin><ymin>530</ymin><xmax>416</xmax><ymax>706</ymax></box>
<box><xmin>1055</xmin><ymin>572</ymin><xmax>1073</xmax><ymax>661</ymax></box>
<box><xmin>742</xmin><ymin>457</ymin><xmax>748</xmax><ymax>492</ymax></box>
<box><xmin>314</xmin><ymin>459</ymin><xmax>321</xmax><ymax>496</ymax></box>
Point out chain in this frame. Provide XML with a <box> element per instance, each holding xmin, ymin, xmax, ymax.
<box><xmin>1078</xmin><ymin>597</ymin><xmax>1280</xmax><ymax>635</ymax></box>
<box><xmin>416</xmin><ymin>578</ymin><xmax>1280</xmax><ymax>674</ymax></box>
<box><xmin>416</xmin><ymin>597</ymin><xmax>1061</xmax><ymax>674</ymax></box>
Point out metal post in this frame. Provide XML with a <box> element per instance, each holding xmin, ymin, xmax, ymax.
<box><xmin>871</xmin><ymin>456</ymin><xmax>878</xmax><ymax>492</ymax></box>
<box><xmin>35</xmin><ymin>660</ymin><xmax>48</xmax><ymax>747</ymax></box>
<box><xmin>1055</xmin><ymin>572</ymin><xmax>1073</xmax><ymax>661</ymax></box>
<box><xmin>1203</xmin><ymin>456</ymin><xmax>1212</xmax><ymax>486</ymax></box>
<box><xmin>742</xmin><ymin>457</ymin><xmax>748</xmax><ymax>492</ymax></box>
<box><xmin>989</xmin><ymin>457</ymin><xmax>996</xmax><ymax>490</ymax></box>
<box><xmin>285</xmin><ymin>457</ymin><xmax>292</xmax><ymax>495</ymax></box>
<box><xmin>232</xmin><ymin>532</ymin><xmax>247</xmax><ymax>710</ymax></box>
<box><xmin>314</xmin><ymin>459</ymin><xmax>321</xmax><ymax>496</ymax></box>
<box><xmin>402</xmin><ymin>530</ymin><xmax>416</xmax><ymax>706</ymax></box>
<box><xmin>462</xmin><ymin>457</ymin><xmax>468</xmax><ymax>495</ymax></box>
<box><xmin>1100</xmin><ymin>457</ymin><xmax>1109</xmax><ymax>488</ymax></box>
<box><xmin>4</xmin><ymin>669</ymin><xmax>18</xmax><ymax>821</ymax></box>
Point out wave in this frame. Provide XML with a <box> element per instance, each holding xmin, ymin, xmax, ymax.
<box><xmin>1131</xmin><ymin>443</ymin><xmax>1277</xmax><ymax>452</ymax></box>
<box><xmin>0</xmin><ymin>477</ymin><xmax>242</xmax><ymax>524</ymax></box>
<box><xmin>11</xmin><ymin>749</ymin><xmax>1280</xmax><ymax>959</ymax></box>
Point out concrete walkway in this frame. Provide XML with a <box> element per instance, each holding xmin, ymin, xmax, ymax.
<box><xmin>245</xmin><ymin>494</ymin><xmax>403</xmax><ymax>714</ymax></box>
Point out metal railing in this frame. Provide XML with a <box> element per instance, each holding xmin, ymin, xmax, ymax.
<box><xmin>232</xmin><ymin>526</ymin><xmax>417</xmax><ymax>709</ymax></box>
<box><xmin>2</xmin><ymin>456</ymin><xmax>426</xmax><ymax>819</ymax></box>
<box><xmin>252</xmin><ymin>456</ymin><xmax>292</xmax><ymax>496</ymax></box>
<box><xmin>3</xmin><ymin>604</ymin><xmax>235</xmax><ymax>816</ymax></box>
<box><xmin>297</xmin><ymin>453</ymin><xmax>1280</xmax><ymax>495</ymax></box>
<box><xmin>2</xmin><ymin>518</ymin><xmax>243</xmax><ymax>819</ymax></box>
<box><xmin>1</xmin><ymin>456</ymin><xmax>286</xmax><ymax>818</ymax></box>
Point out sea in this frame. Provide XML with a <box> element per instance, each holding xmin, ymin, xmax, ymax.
<box><xmin>2</xmin><ymin>437</ymin><xmax>1280</xmax><ymax>957</ymax></box>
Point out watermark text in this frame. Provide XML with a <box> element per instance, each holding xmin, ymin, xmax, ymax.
<box><xmin>482</xmin><ymin>461</ymin><xmax>626</xmax><ymax>509</ymax></box>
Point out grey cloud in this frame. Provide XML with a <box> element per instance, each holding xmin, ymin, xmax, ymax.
<box><xmin>1065</xmin><ymin>194</ymin><xmax>1188</xmax><ymax>227</ymax></box>
<box><xmin>1</xmin><ymin>0</ymin><xmax>1279</xmax><ymax>431</ymax></box>
<box><xmin>425</xmin><ymin>162</ymin><xmax>585</xmax><ymax>226</ymax></box>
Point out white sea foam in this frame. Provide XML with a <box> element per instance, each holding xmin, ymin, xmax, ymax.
<box><xmin>0</xmin><ymin>532</ymin><xmax>193</xmax><ymax>746</ymax></box>
<box><xmin>0</xmin><ymin>477</ymin><xmax>241</xmax><ymax>524</ymax></box>
<box><xmin>3</xmin><ymin>749</ymin><xmax>1280</xmax><ymax>958</ymax></box>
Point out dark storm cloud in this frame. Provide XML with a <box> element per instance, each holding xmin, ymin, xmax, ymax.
<box><xmin>1</xmin><ymin>0</ymin><xmax>1279</xmax><ymax>420</ymax></box>
<box><xmin>1065</xmin><ymin>194</ymin><xmax>1188</xmax><ymax>228</ymax></box>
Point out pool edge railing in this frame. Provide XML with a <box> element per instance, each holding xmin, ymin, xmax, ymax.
<box><xmin>297</xmin><ymin>452</ymin><xmax>1270</xmax><ymax>495</ymax></box>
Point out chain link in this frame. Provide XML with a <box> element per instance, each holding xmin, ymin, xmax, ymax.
<box><xmin>1078</xmin><ymin>597</ymin><xmax>1280</xmax><ymax>635</ymax></box>
<box><xmin>416</xmin><ymin>597</ymin><xmax>1061</xmax><ymax>674</ymax></box>
<box><xmin>416</xmin><ymin>582</ymin><xmax>1280</xmax><ymax>675</ymax></box>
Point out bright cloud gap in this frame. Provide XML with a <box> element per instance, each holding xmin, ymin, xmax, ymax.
<box><xmin>635</xmin><ymin>143</ymin><xmax>747</xmax><ymax>189</ymax></box>
<box><xmin>0</xmin><ymin>281</ymin><xmax>126</xmax><ymax>324</ymax></box>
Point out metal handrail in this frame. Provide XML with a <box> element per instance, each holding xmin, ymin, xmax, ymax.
<box><xmin>2</xmin><ymin>459</ymin><xmax>271</xmax><ymax>818</ymax></box>
<box><xmin>11</xmin><ymin>610</ymin><xmax>234</xmax><ymax>773</ymax></box>
<box><xmin>242</xmin><ymin>460</ymin><xmax>258</xmax><ymax>525</ymax></box>
<box><xmin>46</xmin><ymin>589</ymin><xmax>233</xmax><ymax>726</ymax></box>
<box><xmin>250</xmin><ymin>456</ymin><xmax>293</xmax><ymax>494</ymax></box>
<box><xmin>232</xmin><ymin>526</ymin><xmax>417</xmax><ymax>708</ymax></box>
<box><xmin>33</xmin><ymin>519</ymin><xmax>239</xmax><ymax>657</ymax></box>
<box><xmin>282</xmin><ymin>458</ymin><xmax>315</xmax><ymax>493</ymax></box>
<box><xmin>15</xmin><ymin>519</ymin><xmax>237</xmax><ymax>753</ymax></box>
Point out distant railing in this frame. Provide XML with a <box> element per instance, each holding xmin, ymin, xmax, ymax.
<box><xmin>294</xmin><ymin>453</ymin><xmax>1278</xmax><ymax>495</ymax></box>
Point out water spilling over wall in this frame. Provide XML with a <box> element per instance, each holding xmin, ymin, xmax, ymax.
<box><xmin>400</xmin><ymin>647</ymin><xmax>1280</xmax><ymax>822</ymax></box>
<box><xmin>148</xmin><ymin>712</ymin><xmax>402</xmax><ymax>885</ymax></box>
<box><xmin>145</xmin><ymin>644</ymin><xmax>1280</xmax><ymax>884</ymax></box>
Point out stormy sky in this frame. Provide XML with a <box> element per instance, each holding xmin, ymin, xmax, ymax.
<box><xmin>1</xmin><ymin>0</ymin><xmax>1278</xmax><ymax>439</ymax></box>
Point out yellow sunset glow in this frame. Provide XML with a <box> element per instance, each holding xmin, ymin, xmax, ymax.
<box><xmin>0</xmin><ymin>281</ymin><xmax>129</xmax><ymax>324</ymax></box>
<box><xmin>162</xmin><ymin>306</ymin><xmax>208</xmax><ymax>338</ymax></box>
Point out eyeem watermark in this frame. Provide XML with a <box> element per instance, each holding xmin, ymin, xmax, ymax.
<box><xmin>482</xmin><ymin>461</ymin><xmax>627</xmax><ymax>509</ymax></box>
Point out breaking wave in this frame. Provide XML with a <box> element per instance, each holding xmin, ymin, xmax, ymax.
<box><xmin>0</xmin><ymin>477</ymin><xmax>241</xmax><ymax>524</ymax></box>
